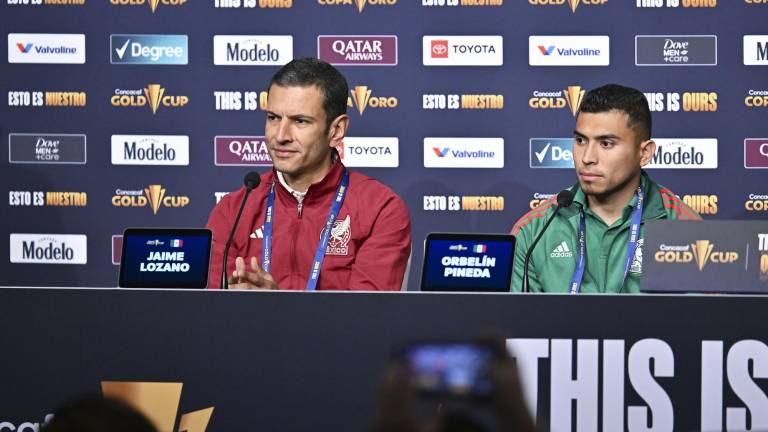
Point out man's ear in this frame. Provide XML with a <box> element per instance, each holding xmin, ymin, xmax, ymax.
<box><xmin>639</xmin><ymin>139</ymin><xmax>656</xmax><ymax>167</ymax></box>
<box><xmin>327</xmin><ymin>114</ymin><xmax>349</xmax><ymax>149</ymax></box>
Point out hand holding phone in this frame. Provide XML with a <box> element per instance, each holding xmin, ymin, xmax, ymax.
<box><xmin>398</xmin><ymin>341</ymin><xmax>500</xmax><ymax>399</ymax></box>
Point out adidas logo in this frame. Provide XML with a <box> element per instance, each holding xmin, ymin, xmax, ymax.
<box><xmin>551</xmin><ymin>241</ymin><xmax>573</xmax><ymax>258</ymax></box>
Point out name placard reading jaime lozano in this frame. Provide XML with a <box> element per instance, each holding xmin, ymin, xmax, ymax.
<box><xmin>119</xmin><ymin>228</ymin><xmax>212</xmax><ymax>288</ymax></box>
<box><xmin>642</xmin><ymin>220</ymin><xmax>768</xmax><ymax>294</ymax></box>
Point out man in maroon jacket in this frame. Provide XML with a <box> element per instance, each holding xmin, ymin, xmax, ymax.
<box><xmin>206</xmin><ymin>58</ymin><xmax>411</xmax><ymax>290</ymax></box>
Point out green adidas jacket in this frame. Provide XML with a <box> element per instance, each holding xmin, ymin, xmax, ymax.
<box><xmin>511</xmin><ymin>173</ymin><xmax>701</xmax><ymax>293</ymax></box>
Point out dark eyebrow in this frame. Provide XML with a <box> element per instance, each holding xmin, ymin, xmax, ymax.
<box><xmin>573</xmin><ymin>130</ymin><xmax>619</xmax><ymax>141</ymax></box>
<box><xmin>288</xmin><ymin>114</ymin><xmax>316</xmax><ymax>122</ymax></box>
<box><xmin>595</xmin><ymin>134</ymin><xmax>620</xmax><ymax>141</ymax></box>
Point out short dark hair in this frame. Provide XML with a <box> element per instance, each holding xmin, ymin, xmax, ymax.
<box><xmin>577</xmin><ymin>84</ymin><xmax>652</xmax><ymax>142</ymax></box>
<box><xmin>268</xmin><ymin>58</ymin><xmax>349</xmax><ymax>130</ymax></box>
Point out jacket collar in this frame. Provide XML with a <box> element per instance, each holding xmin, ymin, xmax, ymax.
<box><xmin>271</xmin><ymin>158</ymin><xmax>346</xmax><ymax>203</ymax></box>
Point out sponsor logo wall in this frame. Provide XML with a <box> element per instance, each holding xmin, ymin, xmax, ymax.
<box><xmin>0</xmin><ymin>1</ymin><xmax>763</xmax><ymax>292</ymax></box>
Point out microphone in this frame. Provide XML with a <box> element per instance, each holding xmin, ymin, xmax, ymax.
<box><xmin>521</xmin><ymin>189</ymin><xmax>574</xmax><ymax>293</ymax></box>
<box><xmin>221</xmin><ymin>171</ymin><xmax>261</xmax><ymax>290</ymax></box>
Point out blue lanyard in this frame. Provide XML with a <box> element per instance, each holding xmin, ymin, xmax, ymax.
<box><xmin>568</xmin><ymin>186</ymin><xmax>645</xmax><ymax>294</ymax></box>
<box><xmin>261</xmin><ymin>169</ymin><xmax>349</xmax><ymax>291</ymax></box>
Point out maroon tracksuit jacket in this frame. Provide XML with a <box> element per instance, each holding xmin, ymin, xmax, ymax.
<box><xmin>206</xmin><ymin>160</ymin><xmax>411</xmax><ymax>290</ymax></box>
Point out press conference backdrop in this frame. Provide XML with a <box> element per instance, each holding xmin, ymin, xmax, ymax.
<box><xmin>2</xmin><ymin>0</ymin><xmax>767</xmax><ymax>288</ymax></box>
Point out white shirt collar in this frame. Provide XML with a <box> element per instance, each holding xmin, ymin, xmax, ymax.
<box><xmin>276</xmin><ymin>171</ymin><xmax>306</xmax><ymax>201</ymax></box>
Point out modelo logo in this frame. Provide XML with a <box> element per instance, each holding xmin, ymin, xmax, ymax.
<box><xmin>213</xmin><ymin>36</ymin><xmax>293</xmax><ymax>66</ymax></box>
<box><xmin>10</xmin><ymin>234</ymin><xmax>87</xmax><ymax>264</ymax></box>
<box><xmin>111</xmin><ymin>135</ymin><xmax>189</xmax><ymax>165</ymax></box>
<box><xmin>647</xmin><ymin>139</ymin><xmax>717</xmax><ymax>169</ymax></box>
<box><xmin>25</xmin><ymin>241</ymin><xmax>73</xmax><ymax>260</ymax></box>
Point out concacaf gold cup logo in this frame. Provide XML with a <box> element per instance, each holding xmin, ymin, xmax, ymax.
<box><xmin>109</xmin><ymin>0</ymin><xmax>187</xmax><ymax>13</ymax></box>
<box><xmin>682</xmin><ymin>195</ymin><xmax>718</xmax><ymax>215</ymax></box>
<box><xmin>347</xmin><ymin>86</ymin><xmax>398</xmax><ymax>115</ymax></box>
<box><xmin>745</xmin><ymin>90</ymin><xmax>768</xmax><ymax>108</ymax></box>
<box><xmin>528</xmin><ymin>0</ymin><xmax>607</xmax><ymax>13</ymax></box>
<box><xmin>529</xmin><ymin>192</ymin><xmax>555</xmax><ymax>209</ymax></box>
<box><xmin>112</xmin><ymin>84</ymin><xmax>189</xmax><ymax>114</ymax></box>
<box><xmin>529</xmin><ymin>86</ymin><xmax>584</xmax><ymax>116</ymax></box>
<box><xmin>112</xmin><ymin>185</ymin><xmax>190</xmax><ymax>215</ymax></box>
<box><xmin>317</xmin><ymin>0</ymin><xmax>397</xmax><ymax>13</ymax></box>
<box><xmin>745</xmin><ymin>193</ymin><xmax>768</xmax><ymax>212</ymax></box>
<box><xmin>653</xmin><ymin>240</ymin><xmax>739</xmax><ymax>271</ymax></box>
<box><xmin>102</xmin><ymin>381</ymin><xmax>213</xmax><ymax>432</ymax></box>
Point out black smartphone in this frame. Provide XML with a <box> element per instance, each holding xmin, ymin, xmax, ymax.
<box><xmin>397</xmin><ymin>341</ymin><xmax>499</xmax><ymax>399</ymax></box>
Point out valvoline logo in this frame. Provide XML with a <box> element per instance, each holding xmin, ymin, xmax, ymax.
<box><xmin>538</xmin><ymin>45</ymin><xmax>555</xmax><ymax>55</ymax></box>
<box><xmin>17</xmin><ymin>43</ymin><xmax>33</xmax><ymax>53</ymax></box>
<box><xmin>433</xmin><ymin>147</ymin><xmax>450</xmax><ymax>157</ymax></box>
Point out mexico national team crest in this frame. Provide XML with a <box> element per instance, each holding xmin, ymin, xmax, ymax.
<box><xmin>326</xmin><ymin>215</ymin><xmax>351</xmax><ymax>256</ymax></box>
<box><xmin>630</xmin><ymin>239</ymin><xmax>644</xmax><ymax>274</ymax></box>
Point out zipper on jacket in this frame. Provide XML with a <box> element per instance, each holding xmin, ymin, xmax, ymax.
<box><xmin>297</xmin><ymin>196</ymin><xmax>304</xmax><ymax>218</ymax></box>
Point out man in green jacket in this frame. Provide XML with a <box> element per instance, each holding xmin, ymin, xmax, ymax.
<box><xmin>511</xmin><ymin>84</ymin><xmax>701</xmax><ymax>293</ymax></box>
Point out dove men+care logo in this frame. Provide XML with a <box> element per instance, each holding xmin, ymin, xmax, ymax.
<box><xmin>635</xmin><ymin>35</ymin><xmax>717</xmax><ymax>66</ymax></box>
<box><xmin>111</xmin><ymin>35</ymin><xmax>188</xmax><ymax>65</ymax></box>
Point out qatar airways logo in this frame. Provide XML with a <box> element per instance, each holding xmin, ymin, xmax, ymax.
<box><xmin>317</xmin><ymin>35</ymin><xmax>397</xmax><ymax>66</ymax></box>
<box><xmin>423</xmin><ymin>36</ymin><xmax>503</xmax><ymax>66</ymax></box>
<box><xmin>214</xmin><ymin>136</ymin><xmax>272</xmax><ymax>166</ymax></box>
